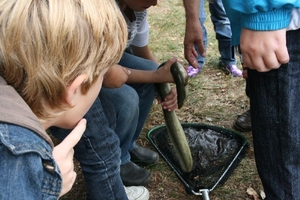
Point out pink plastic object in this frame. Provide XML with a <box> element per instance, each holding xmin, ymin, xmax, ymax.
<box><xmin>187</xmin><ymin>65</ymin><xmax>201</xmax><ymax>77</ymax></box>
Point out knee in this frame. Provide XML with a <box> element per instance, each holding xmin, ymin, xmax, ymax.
<box><xmin>148</xmin><ymin>60</ymin><xmax>159</xmax><ymax>70</ymax></box>
<box><xmin>118</xmin><ymin>89</ymin><xmax>139</xmax><ymax>114</ymax></box>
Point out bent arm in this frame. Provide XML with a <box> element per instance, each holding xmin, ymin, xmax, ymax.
<box><xmin>126</xmin><ymin>58</ymin><xmax>177</xmax><ymax>84</ymax></box>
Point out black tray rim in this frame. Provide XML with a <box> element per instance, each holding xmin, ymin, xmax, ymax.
<box><xmin>146</xmin><ymin>122</ymin><xmax>248</xmax><ymax>194</ymax></box>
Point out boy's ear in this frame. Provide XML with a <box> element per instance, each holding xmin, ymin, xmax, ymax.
<box><xmin>65</xmin><ymin>74</ymin><xmax>87</xmax><ymax>106</ymax></box>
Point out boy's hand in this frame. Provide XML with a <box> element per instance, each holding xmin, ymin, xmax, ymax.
<box><xmin>240</xmin><ymin>28</ymin><xmax>289</xmax><ymax>72</ymax></box>
<box><xmin>155</xmin><ymin>58</ymin><xmax>179</xmax><ymax>83</ymax></box>
<box><xmin>158</xmin><ymin>87</ymin><xmax>178</xmax><ymax>111</ymax></box>
<box><xmin>103</xmin><ymin>64</ymin><xmax>130</xmax><ymax>88</ymax></box>
<box><xmin>53</xmin><ymin>119</ymin><xmax>86</xmax><ymax>197</ymax></box>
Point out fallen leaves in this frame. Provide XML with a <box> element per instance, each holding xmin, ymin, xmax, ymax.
<box><xmin>247</xmin><ymin>187</ymin><xmax>266</xmax><ymax>200</ymax></box>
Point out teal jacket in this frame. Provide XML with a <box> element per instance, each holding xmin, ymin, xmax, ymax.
<box><xmin>222</xmin><ymin>0</ymin><xmax>300</xmax><ymax>45</ymax></box>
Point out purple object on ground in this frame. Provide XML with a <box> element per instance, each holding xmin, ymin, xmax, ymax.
<box><xmin>187</xmin><ymin>65</ymin><xmax>201</xmax><ymax>77</ymax></box>
<box><xmin>223</xmin><ymin>65</ymin><xmax>242</xmax><ymax>77</ymax></box>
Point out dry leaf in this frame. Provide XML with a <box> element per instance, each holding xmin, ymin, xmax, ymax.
<box><xmin>260</xmin><ymin>190</ymin><xmax>266</xmax><ymax>199</ymax></box>
<box><xmin>247</xmin><ymin>187</ymin><xmax>259</xmax><ymax>200</ymax></box>
<box><xmin>177</xmin><ymin>185</ymin><xmax>185</xmax><ymax>193</ymax></box>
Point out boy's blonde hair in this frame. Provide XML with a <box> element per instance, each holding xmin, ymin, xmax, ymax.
<box><xmin>0</xmin><ymin>0</ymin><xmax>127</xmax><ymax>119</ymax></box>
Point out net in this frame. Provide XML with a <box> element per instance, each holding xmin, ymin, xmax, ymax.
<box><xmin>147</xmin><ymin>123</ymin><xmax>248</xmax><ymax>194</ymax></box>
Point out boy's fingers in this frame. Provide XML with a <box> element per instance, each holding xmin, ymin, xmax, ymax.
<box><xmin>57</xmin><ymin>119</ymin><xmax>86</xmax><ymax>152</ymax></box>
<box><xmin>196</xmin><ymin>41</ymin><xmax>206</xmax><ymax>56</ymax></box>
<box><xmin>276</xmin><ymin>47</ymin><xmax>290</xmax><ymax>65</ymax></box>
<box><xmin>122</xmin><ymin>67</ymin><xmax>131</xmax><ymax>75</ymax></box>
<box><xmin>165</xmin><ymin>57</ymin><xmax>177</xmax><ymax>66</ymax></box>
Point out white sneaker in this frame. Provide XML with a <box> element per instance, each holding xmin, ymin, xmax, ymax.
<box><xmin>124</xmin><ymin>186</ymin><xmax>149</xmax><ymax>200</ymax></box>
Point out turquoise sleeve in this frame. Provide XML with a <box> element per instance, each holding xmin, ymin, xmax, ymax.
<box><xmin>223</xmin><ymin>0</ymin><xmax>298</xmax><ymax>30</ymax></box>
<box><xmin>240</xmin><ymin>8</ymin><xmax>292</xmax><ymax>31</ymax></box>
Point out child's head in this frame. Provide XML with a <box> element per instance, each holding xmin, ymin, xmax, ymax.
<box><xmin>118</xmin><ymin>0</ymin><xmax>157</xmax><ymax>12</ymax></box>
<box><xmin>0</xmin><ymin>0</ymin><xmax>127</xmax><ymax>122</ymax></box>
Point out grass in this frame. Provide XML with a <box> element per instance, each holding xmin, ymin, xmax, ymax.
<box><xmin>59</xmin><ymin>0</ymin><xmax>264</xmax><ymax>199</ymax></box>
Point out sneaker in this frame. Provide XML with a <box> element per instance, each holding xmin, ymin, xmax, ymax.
<box><xmin>187</xmin><ymin>65</ymin><xmax>201</xmax><ymax>77</ymax></box>
<box><xmin>221</xmin><ymin>64</ymin><xmax>242</xmax><ymax>77</ymax></box>
<box><xmin>124</xmin><ymin>186</ymin><xmax>149</xmax><ymax>200</ymax></box>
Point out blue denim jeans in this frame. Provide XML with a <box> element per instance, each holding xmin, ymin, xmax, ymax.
<box><xmin>51</xmin><ymin>96</ymin><xmax>127</xmax><ymax>200</ymax></box>
<box><xmin>50</xmin><ymin>52</ymin><xmax>157</xmax><ymax>200</ymax></box>
<box><xmin>196</xmin><ymin>0</ymin><xmax>236</xmax><ymax>67</ymax></box>
<box><xmin>118</xmin><ymin>52</ymin><xmax>157</xmax><ymax>162</ymax></box>
<box><xmin>248</xmin><ymin>29</ymin><xmax>300</xmax><ymax>200</ymax></box>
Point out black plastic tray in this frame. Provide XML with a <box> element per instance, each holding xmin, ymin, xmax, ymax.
<box><xmin>147</xmin><ymin>123</ymin><xmax>248</xmax><ymax>195</ymax></box>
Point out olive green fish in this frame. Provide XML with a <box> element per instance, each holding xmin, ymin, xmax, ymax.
<box><xmin>155</xmin><ymin>61</ymin><xmax>193</xmax><ymax>173</ymax></box>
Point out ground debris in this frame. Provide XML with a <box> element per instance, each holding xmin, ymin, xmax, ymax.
<box><xmin>247</xmin><ymin>187</ymin><xmax>259</xmax><ymax>200</ymax></box>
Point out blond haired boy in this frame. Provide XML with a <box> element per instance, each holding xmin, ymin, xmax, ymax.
<box><xmin>0</xmin><ymin>0</ymin><xmax>127</xmax><ymax>199</ymax></box>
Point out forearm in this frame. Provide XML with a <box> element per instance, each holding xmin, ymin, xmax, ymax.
<box><xmin>126</xmin><ymin>69</ymin><xmax>165</xmax><ymax>84</ymax></box>
<box><xmin>103</xmin><ymin>64</ymin><xmax>130</xmax><ymax>88</ymax></box>
<box><xmin>183</xmin><ymin>0</ymin><xmax>200</xmax><ymax>22</ymax></box>
<box><xmin>126</xmin><ymin>58</ymin><xmax>177</xmax><ymax>84</ymax></box>
<box><xmin>182</xmin><ymin>0</ymin><xmax>205</xmax><ymax>68</ymax></box>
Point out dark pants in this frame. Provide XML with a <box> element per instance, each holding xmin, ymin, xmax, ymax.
<box><xmin>196</xmin><ymin>0</ymin><xmax>236</xmax><ymax>66</ymax></box>
<box><xmin>248</xmin><ymin>29</ymin><xmax>300</xmax><ymax>200</ymax></box>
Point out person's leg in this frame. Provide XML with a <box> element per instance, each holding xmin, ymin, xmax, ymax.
<box><xmin>248</xmin><ymin>29</ymin><xmax>300</xmax><ymax>199</ymax></box>
<box><xmin>99</xmin><ymin>86</ymin><xmax>139</xmax><ymax>165</ymax></box>
<box><xmin>50</xmin><ymin>97</ymin><xmax>127</xmax><ymax>200</ymax></box>
<box><xmin>194</xmin><ymin>0</ymin><xmax>207</xmax><ymax>68</ymax></box>
<box><xmin>209</xmin><ymin>0</ymin><xmax>241</xmax><ymax>76</ymax></box>
<box><xmin>118</xmin><ymin>52</ymin><xmax>157</xmax><ymax>152</ymax></box>
<box><xmin>209</xmin><ymin>0</ymin><xmax>233</xmax><ymax>66</ymax></box>
<box><xmin>99</xmin><ymin>86</ymin><xmax>152</xmax><ymax>187</ymax></box>
<box><xmin>232</xmin><ymin>46</ymin><xmax>251</xmax><ymax>131</ymax></box>
<box><xmin>233</xmin><ymin>78</ymin><xmax>251</xmax><ymax>132</ymax></box>
<box><xmin>112</xmin><ymin>52</ymin><xmax>158</xmax><ymax>186</ymax></box>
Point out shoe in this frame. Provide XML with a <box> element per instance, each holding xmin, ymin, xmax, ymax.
<box><xmin>124</xmin><ymin>186</ymin><xmax>149</xmax><ymax>200</ymax></box>
<box><xmin>187</xmin><ymin>65</ymin><xmax>201</xmax><ymax>77</ymax></box>
<box><xmin>130</xmin><ymin>145</ymin><xmax>159</xmax><ymax>166</ymax></box>
<box><xmin>86</xmin><ymin>186</ymin><xmax>149</xmax><ymax>200</ymax></box>
<box><xmin>220</xmin><ymin>63</ymin><xmax>242</xmax><ymax>77</ymax></box>
<box><xmin>233</xmin><ymin>110</ymin><xmax>252</xmax><ymax>132</ymax></box>
<box><xmin>120</xmin><ymin>161</ymin><xmax>151</xmax><ymax>186</ymax></box>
